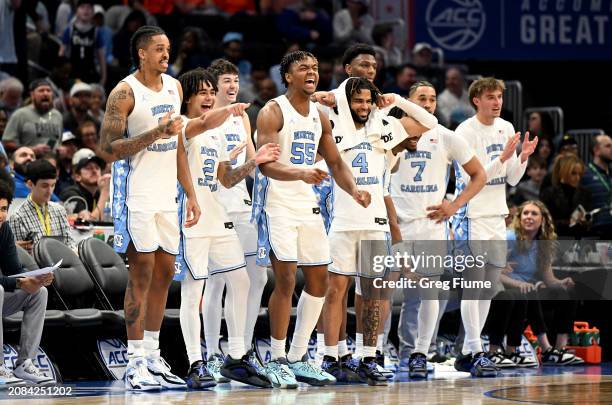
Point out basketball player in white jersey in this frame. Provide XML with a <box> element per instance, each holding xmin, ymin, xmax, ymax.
<box><xmin>175</xmin><ymin>68</ymin><xmax>279</xmax><ymax>388</ymax></box>
<box><xmin>388</xmin><ymin>81</ymin><xmax>486</xmax><ymax>378</ymax></box>
<box><xmin>253</xmin><ymin>50</ymin><xmax>371</xmax><ymax>389</ymax></box>
<box><xmin>198</xmin><ymin>59</ymin><xmax>270</xmax><ymax>382</ymax></box>
<box><xmin>311</xmin><ymin>44</ymin><xmax>405</xmax><ymax>374</ymax></box>
<box><xmin>315</xmin><ymin>77</ymin><xmax>415</xmax><ymax>385</ymax></box>
<box><xmin>100</xmin><ymin>26</ymin><xmax>241</xmax><ymax>391</ymax></box>
<box><xmin>451</xmin><ymin>77</ymin><xmax>538</xmax><ymax>377</ymax></box>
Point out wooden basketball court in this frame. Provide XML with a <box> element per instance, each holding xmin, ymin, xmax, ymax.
<box><xmin>3</xmin><ymin>364</ymin><xmax>611</xmax><ymax>404</ymax></box>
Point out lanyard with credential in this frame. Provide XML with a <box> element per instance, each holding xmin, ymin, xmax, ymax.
<box><xmin>588</xmin><ymin>163</ymin><xmax>612</xmax><ymax>197</ymax></box>
<box><xmin>29</xmin><ymin>195</ymin><xmax>51</xmax><ymax>236</ymax></box>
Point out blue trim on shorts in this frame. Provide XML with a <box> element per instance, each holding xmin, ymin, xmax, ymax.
<box><xmin>174</xmin><ymin>188</ymin><xmax>188</xmax><ymax>281</ymax></box>
<box><xmin>328</xmin><ymin>267</ymin><xmax>356</xmax><ymax>277</ymax></box>
<box><xmin>299</xmin><ymin>259</ymin><xmax>332</xmax><ymax>267</ymax></box>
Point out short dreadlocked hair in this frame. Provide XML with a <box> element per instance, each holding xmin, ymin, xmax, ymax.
<box><xmin>207</xmin><ymin>58</ymin><xmax>239</xmax><ymax>83</ymax></box>
<box><xmin>279</xmin><ymin>50</ymin><xmax>316</xmax><ymax>88</ymax></box>
<box><xmin>345</xmin><ymin>77</ymin><xmax>380</xmax><ymax>105</ymax></box>
<box><xmin>130</xmin><ymin>25</ymin><xmax>166</xmax><ymax>71</ymax></box>
<box><xmin>178</xmin><ymin>68</ymin><xmax>217</xmax><ymax>114</ymax></box>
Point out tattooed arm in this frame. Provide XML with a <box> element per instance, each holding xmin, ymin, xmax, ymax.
<box><xmin>217</xmin><ymin>142</ymin><xmax>281</xmax><ymax>188</ymax></box>
<box><xmin>100</xmin><ymin>82</ymin><xmax>182</xmax><ymax>162</ymax></box>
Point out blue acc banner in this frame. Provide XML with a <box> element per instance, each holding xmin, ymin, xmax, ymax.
<box><xmin>414</xmin><ymin>0</ymin><xmax>612</xmax><ymax>60</ymax></box>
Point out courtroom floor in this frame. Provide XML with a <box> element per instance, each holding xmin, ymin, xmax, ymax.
<box><xmin>2</xmin><ymin>363</ymin><xmax>611</xmax><ymax>404</ymax></box>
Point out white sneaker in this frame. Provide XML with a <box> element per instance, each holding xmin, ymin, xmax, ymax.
<box><xmin>487</xmin><ymin>350</ymin><xmax>517</xmax><ymax>368</ymax></box>
<box><xmin>0</xmin><ymin>364</ymin><xmax>25</xmax><ymax>386</ymax></box>
<box><xmin>375</xmin><ymin>363</ymin><xmax>395</xmax><ymax>380</ymax></box>
<box><xmin>125</xmin><ymin>358</ymin><xmax>162</xmax><ymax>391</ymax></box>
<box><xmin>13</xmin><ymin>360</ymin><xmax>54</xmax><ymax>385</ymax></box>
<box><xmin>146</xmin><ymin>355</ymin><xmax>186</xmax><ymax>389</ymax></box>
<box><xmin>509</xmin><ymin>352</ymin><xmax>539</xmax><ymax>368</ymax></box>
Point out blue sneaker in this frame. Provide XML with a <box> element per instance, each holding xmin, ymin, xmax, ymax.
<box><xmin>454</xmin><ymin>353</ymin><xmax>473</xmax><ymax>373</ymax></box>
<box><xmin>287</xmin><ymin>355</ymin><xmax>336</xmax><ymax>386</ymax></box>
<box><xmin>470</xmin><ymin>352</ymin><xmax>499</xmax><ymax>377</ymax></box>
<box><xmin>408</xmin><ymin>352</ymin><xmax>427</xmax><ymax>379</ymax></box>
<box><xmin>339</xmin><ymin>354</ymin><xmax>366</xmax><ymax>383</ymax></box>
<box><xmin>220</xmin><ymin>354</ymin><xmax>272</xmax><ymax>388</ymax></box>
<box><xmin>264</xmin><ymin>358</ymin><xmax>298</xmax><ymax>389</ymax></box>
<box><xmin>186</xmin><ymin>360</ymin><xmax>216</xmax><ymax>389</ymax></box>
<box><xmin>125</xmin><ymin>358</ymin><xmax>162</xmax><ymax>391</ymax></box>
<box><xmin>398</xmin><ymin>357</ymin><xmax>409</xmax><ymax>372</ymax></box>
<box><xmin>207</xmin><ymin>353</ymin><xmax>230</xmax><ymax>383</ymax></box>
<box><xmin>321</xmin><ymin>355</ymin><xmax>342</xmax><ymax>380</ymax></box>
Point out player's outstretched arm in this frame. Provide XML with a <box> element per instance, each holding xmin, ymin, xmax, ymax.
<box><xmin>256</xmin><ymin>102</ymin><xmax>313</xmax><ymax>181</ymax></box>
<box><xmin>100</xmin><ymin>82</ymin><xmax>182</xmax><ymax>162</ymax></box>
<box><xmin>218</xmin><ymin>142</ymin><xmax>281</xmax><ymax>188</ymax></box>
<box><xmin>317</xmin><ymin>111</ymin><xmax>371</xmax><ymax>208</ymax></box>
<box><xmin>185</xmin><ymin>103</ymin><xmax>250</xmax><ymax>138</ymax></box>
<box><xmin>384</xmin><ymin>94</ymin><xmax>438</xmax><ymax>130</ymax></box>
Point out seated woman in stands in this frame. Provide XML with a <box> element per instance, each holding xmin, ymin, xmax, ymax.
<box><xmin>485</xmin><ymin>200</ymin><xmax>583</xmax><ymax>368</ymax></box>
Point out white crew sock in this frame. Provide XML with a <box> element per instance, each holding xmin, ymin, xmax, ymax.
<box><xmin>461</xmin><ymin>300</ymin><xmax>482</xmax><ymax>355</ymax></box>
<box><xmin>127</xmin><ymin>340</ymin><xmax>145</xmax><ymax>361</ymax></box>
<box><xmin>355</xmin><ymin>333</ymin><xmax>364</xmax><ymax>359</ymax></box>
<box><xmin>271</xmin><ymin>337</ymin><xmax>286</xmax><ymax>360</ymax></box>
<box><xmin>415</xmin><ymin>299</ymin><xmax>440</xmax><ymax>355</ymax></box>
<box><xmin>316</xmin><ymin>333</ymin><xmax>325</xmax><ymax>357</ymax></box>
<box><xmin>143</xmin><ymin>330</ymin><xmax>160</xmax><ymax>359</ymax></box>
<box><xmin>363</xmin><ymin>346</ymin><xmax>377</xmax><ymax>359</ymax></box>
<box><xmin>325</xmin><ymin>345</ymin><xmax>338</xmax><ymax>359</ymax></box>
<box><xmin>376</xmin><ymin>333</ymin><xmax>384</xmax><ymax>353</ymax></box>
<box><xmin>179</xmin><ymin>276</ymin><xmax>205</xmax><ymax>365</ymax></box>
<box><xmin>338</xmin><ymin>340</ymin><xmax>349</xmax><ymax>358</ymax></box>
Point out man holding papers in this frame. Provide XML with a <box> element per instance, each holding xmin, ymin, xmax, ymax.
<box><xmin>0</xmin><ymin>180</ymin><xmax>55</xmax><ymax>385</ymax></box>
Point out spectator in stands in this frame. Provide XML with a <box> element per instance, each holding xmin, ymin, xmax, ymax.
<box><xmin>59</xmin><ymin>0</ymin><xmax>107</xmax><ymax>85</ymax></box>
<box><xmin>437</xmin><ymin>67</ymin><xmax>475</xmax><ymax>127</ymax></box>
<box><xmin>540</xmin><ymin>153</ymin><xmax>592</xmax><ymax>238</ymax></box>
<box><xmin>54</xmin><ymin>0</ymin><xmax>75</xmax><ymax>37</ymax></box>
<box><xmin>222</xmin><ymin>32</ymin><xmax>252</xmax><ymax>86</ymax></box>
<box><xmin>332</xmin><ymin>0</ymin><xmax>374</xmax><ymax>45</ymax></box>
<box><xmin>9</xmin><ymin>146</ymin><xmax>35</xmax><ymax>199</ymax></box>
<box><xmin>0</xmin><ymin>180</ymin><xmax>55</xmax><ymax>385</ymax></box>
<box><xmin>112</xmin><ymin>10</ymin><xmax>147</xmax><ymax>70</ymax></box>
<box><xmin>383</xmin><ymin>63</ymin><xmax>417</xmax><ymax>96</ymax></box>
<box><xmin>63</xmin><ymin>82</ymin><xmax>98</xmax><ymax>134</ymax></box>
<box><xmin>0</xmin><ymin>0</ymin><xmax>19</xmax><ymax>78</ymax></box>
<box><xmin>411</xmin><ymin>42</ymin><xmax>444</xmax><ymax>90</ymax></box>
<box><xmin>372</xmin><ymin>23</ymin><xmax>402</xmax><ymax>68</ymax></box>
<box><xmin>0</xmin><ymin>144</ymin><xmax>7</xmax><ymax>172</ymax></box>
<box><xmin>581</xmin><ymin>134</ymin><xmax>611</xmax><ymax>238</ymax></box>
<box><xmin>55</xmin><ymin>131</ymin><xmax>78</xmax><ymax>195</ymax></box>
<box><xmin>246</xmin><ymin>77</ymin><xmax>277</xmax><ymax>133</ymax></box>
<box><xmin>45</xmin><ymin>57</ymin><xmax>73</xmax><ymax>114</ymax></box>
<box><xmin>2</xmin><ymin>79</ymin><xmax>63</xmax><ymax>156</ymax></box>
<box><xmin>75</xmin><ymin>119</ymin><xmax>99</xmax><ymax>152</ymax></box>
<box><xmin>536</xmin><ymin>136</ymin><xmax>554</xmax><ymax>169</ymax></box>
<box><xmin>9</xmin><ymin>159</ymin><xmax>75</xmax><ymax>251</ymax></box>
<box><xmin>0</xmin><ymin>77</ymin><xmax>23</xmax><ymax>118</ymax></box>
<box><xmin>93</xmin><ymin>5</ymin><xmax>114</xmax><ymax>67</ymax></box>
<box><xmin>276</xmin><ymin>1</ymin><xmax>332</xmax><ymax>47</ymax></box>
<box><xmin>486</xmin><ymin>200</ymin><xmax>582</xmax><ymax>367</ymax></box>
<box><xmin>528</xmin><ymin>111</ymin><xmax>556</xmax><ymax>141</ymax></box>
<box><xmin>105</xmin><ymin>0</ymin><xmax>157</xmax><ymax>34</ymax></box>
<box><xmin>558</xmin><ymin>134</ymin><xmax>579</xmax><ymax>155</ymax></box>
<box><xmin>511</xmin><ymin>156</ymin><xmax>547</xmax><ymax>205</ymax></box>
<box><xmin>60</xmin><ymin>148</ymin><xmax>109</xmax><ymax>220</ymax></box>
<box><xmin>172</xmin><ymin>27</ymin><xmax>211</xmax><ymax>77</ymax></box>
<box><xmin>0</xmin><ymin>107</ymin><xmax>7</xmax><ymax>140</ymax></box>
<box><xmin>88</xmin><ymin>84</ymin><xmax>106</xmax><ymax>124</ymax></box>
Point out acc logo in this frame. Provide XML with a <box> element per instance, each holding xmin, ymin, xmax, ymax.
<box><xmin>114</xmin><ymin>234</ymin><xmax>124</xmax><ymax>248</ymax></box>
<box><xmin>426</xmin><ymin>0</ymin><xmax>486</xmax><ymax>52</ymax></box>
<box><xmin>174</xmin><ymin>261</ymin><xmax>182</xmax><ymax>275</ymax></box>
<box><xmin>258</xmin><ymin>247</ymin><xmax>267</xmax><ymax>259</ymax></box>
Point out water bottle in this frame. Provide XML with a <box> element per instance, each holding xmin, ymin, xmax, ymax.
<box><xmin>102</xmin><ymin>202</ymin><xmax>112</xmax><ymax>223</ymax></box>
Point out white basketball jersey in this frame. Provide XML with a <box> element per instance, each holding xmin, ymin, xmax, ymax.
<box><xmin>181</xmin><ymin>120</ymin><xmax>233</xmax><ymax>238</ymax></box>
<box><xmin>454</xmin><ymin>116</ymin><xmax>516</xmax><ymax>218</ymax></box>
<box><xmin>116</xmin><ymin>73</ymin><xmax>181</xmax><ymax>212</ymax></box>
<box><xmin>330</xmin><ymin>128</ymin><xmax>391</xmax><ymax>232</ymax></box>
<box><xmin>261</xmin><ymin>95</ymin><xmax>323</xmax><ymax>216</ymax></box>
<box><xmin>217</xmin><ymin>114</ymin><xmax>252</xmax><ymax>215</ymax></box>
<box><xmin>390</xmin><ymin>125</ymin><xmax>473</xmax><ymax>222</ymax></box>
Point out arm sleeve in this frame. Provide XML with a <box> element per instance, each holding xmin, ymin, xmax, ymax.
<box><xmin>0</xmin><ymin>223</ymin><xmax>20</xmax><ymax>291</ymax></box>
<box><xmin>384</xmin><ymin>95</ymin><xmax>438</xmax><ymax>129</ymax></box>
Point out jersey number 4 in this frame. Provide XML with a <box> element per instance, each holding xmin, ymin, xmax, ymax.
<box><xmin>351</xmin><ymin>152</ymin><xmax>369</xmax><ymax>174</ymax></box>
<box><xmin>290</xmin><ymin>142</ymin><xmax>315</xmax><ymax>165</ymax></box>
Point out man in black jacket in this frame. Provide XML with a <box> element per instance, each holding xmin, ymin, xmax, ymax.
<box><xmin>0</xmin><ymin>180</ymin><xmax>55</xmax><ymax>385</ymax></box>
